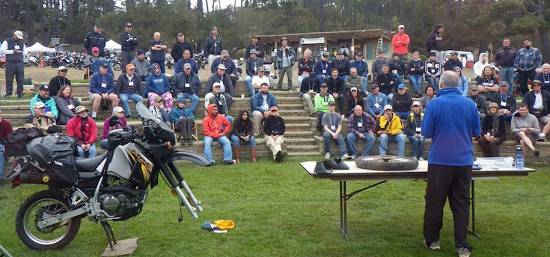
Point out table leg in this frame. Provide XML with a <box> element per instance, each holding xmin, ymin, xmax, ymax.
<box><xmin>339</xmin><ymin>181</ymin><xmax>349</xmax><ymax>240</ymax></box>
<box><xmin>469</xmin><ymin>179</ymin><xmax>481</xmax><ymax>239</ymax></box>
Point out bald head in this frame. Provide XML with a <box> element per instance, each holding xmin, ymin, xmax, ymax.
<box><xmin>439</xmin><ymin>71</ymin><xmax>460</xmax><ymax>89</ymax></box>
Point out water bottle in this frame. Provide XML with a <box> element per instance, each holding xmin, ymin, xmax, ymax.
<box><xmin>514</xmin><ymin>145</ymin><xmax>524</xmax><ymax>169</ymax></box>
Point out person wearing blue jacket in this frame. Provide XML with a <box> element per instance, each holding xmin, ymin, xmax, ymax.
<box><xmin>89</xmin><ymin>64</ymin><xmax>119</xmax><ymax>119</ymax></box>
<box><xmin>251</xmin><ymin>83</ymin><xmax>278</xmax><ymax>136</ymax></box>
<box><xmin>366</xmin><ymin>84</ymin><xmax>388</xmax><ymax>119</ymax></box>
<box><xmin>453</xmin><ymin>67</ymin><xmax>469</xmax><ymax>97</ymax></box>
<box><xmin>174</xmin><ymin>49</ymin><xmax>199</xmax><ymax>75</ymax></box>
<box><xmin>314</xmin><ymin>53</ymin><xmax>332</xmax><ymax>84</ymax></box>
<box><xmin>421</xmin><ymin>71</ymin><xmax>480</xmax><ymax>257</ymax></box>
<box><xmin>350</xmin><ymin>52</ymin><xmax>369</xmax><ymax>92</ymax></box>
<box><xmin>171</xmin><ymin>63</ymin><xmax>201</xmax><ymax>113</ymax></box>
<box><xmin>169</xmin><ymin>97</ymin><xmax>195</xmax><ymax>145</ymax></box>
<box><xmin>147</xmin><ymin>63</ymin><xmax>173</xmax><ymax>111</ymax></box>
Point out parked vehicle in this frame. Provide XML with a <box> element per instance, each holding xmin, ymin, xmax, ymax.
<box><xmin>6</xmin><ymin>102</ymin><xmax>207</xmax><ymax>250</ymax></box>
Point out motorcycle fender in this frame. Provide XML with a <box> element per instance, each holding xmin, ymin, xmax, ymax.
<box><xmin>166</xmin><ymin>151</ymin><xmax>210</xmax><ymax>166</ymax></box>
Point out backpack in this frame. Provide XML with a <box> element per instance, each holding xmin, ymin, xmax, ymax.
<box><xmin>4</xmin><ymin>127</ymin><xmax>44</xmax><ymax>157</ymax></box>
<box><xmin>27</xmin><ymin>135</ymin><xmax>77</xmax><ymax>186</ymax></box>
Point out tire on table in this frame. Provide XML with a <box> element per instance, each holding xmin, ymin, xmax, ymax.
<box><xmin>355</xmin><ymin>155</ymin><xmax>419</xmax><ymax>171</ymax></box>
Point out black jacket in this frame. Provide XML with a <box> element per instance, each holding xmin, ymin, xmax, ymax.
<box><xmin>408</xmin><ymin>59</ymin><xmax>425</xmax><ymax>75</ymax></box>
<box><xmin>469</xmin><ymin>95</ymin><xmax>488</xmax><ymax>114</ymax></box>
<box><xmin>443</xmin><ymin>59</ymin><xmax>463</xmax><ymax>71</ymax></box>
<box><xmin>263</xmin><ymin>116</ymin><xmax>285</xmax><ymax>136</ymax></box>
<box><xmin>426</xmin><ymin>31</ymin><xmax>443</xmax><ymax>52</ymax></box>
<box><xmin>481</xmin><ymin>114</ymin><xmax>506</xmax><ymax>138</ymax></box>
<box><xmin>116</xmin><ymin>74</ymin><xmax>142</xmax><ymax>95</ymax></box>
<box><xmin>495</xmin><ymin>47</ymin><xmax>517</xmax><ymax>68</ymax></box>
<box><xmin>389</xmin><ymin>59</ymin><xmax>406</xmax><ymax>75</ymax></box>
<box><xmin>325</xmin><ymin>77</ymin><xmax>344</xmax><ymax>95</ymax></box>
<box><xmin>246</xmin><ymin>58</ymin><xmax>264</xmax><ymax>77</ymax></box>
<box><xmin>298</xmin><ymin>58</ymin><xmax>315</xmax><ymax>76</ymax></box>
<box><xmin>344</xmin><ymin>90</ymin><xmax>366</xmax><ymax>116</ymax></box>
<box><xmin>84</xmin><ymin>31</ymin><xmax>106</xmax><ymax>56</ymax></box>
<box><xmin>332</xmin><ymin>59</ymin><xmax>351</xmax><ymax>76</ymax></box>
<box><xmin>232</xmin><ymin>110</ymin><xmax>253</xmax><ymax>137</ymax></box>
<box><xmin>377</xmin><ymin>73</ymin><xmax>399</xmax><ymax>95</ymax></box>
<box><xmin>47</xmin><ymin>76</ymin><xmax>71</xmax><ymax>97</ymax></box>
<box><xmin>204</xmin><ymin>36</ymin><xmax>223</xmax><ymax>55</ymax></box>
<box><xmin>490</xmin><ymin>93</ymin><xmax>517</xmax><ymax>113</ymax></box>
<box><xmin>523</xmin><ymin>90</ymin><xmax>550</xmax><ymax>117</ymax></box>
<box><xmin>171</xmin><ymin>72</ymin><xmax>201</xmax><ymax>95</ymax></box>
<box><xmin>246</xmin><ymin>43</ymin><xmax>265</xmax><ymax>59</ymax></box>
<box><xmin>300</xmin><ymin>77</ymin><xmax>320</xmax><ymax>94</ymax></box>
<box><xmin>120</xmin><ymin>32</ymin><xmax>138</xmax><ymax>52</ymax></box>
<box><xmin>405</xmin><ymin>112</ymin><xmax>424</xmax><ymax>137</ymax></box>
<box><xmin>171</xmin><ymin>41</ymin><xmax>194</xmax><ymax>63</ymax></box>
<box><xmin>391</xmin><ymin>92</ymin><xmax>413</xmax><ymax>113</ymax></box>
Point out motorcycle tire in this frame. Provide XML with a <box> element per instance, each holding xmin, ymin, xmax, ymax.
<box><xmin>355</xmin><ymin>155</ymin><xmax>419</xmax><ymax>171</ymax></box>
<box><xmin>16</xmin><ymin>190</ymin><xmax>81</xmax><ymax>250</ymax></box>
<box><xmin>113</xmin><ymin>63</ymin><xmax>121</xmax><ymax>71</ymax></box>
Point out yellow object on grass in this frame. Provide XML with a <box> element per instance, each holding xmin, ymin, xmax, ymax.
<box><xmin>212</xmin><ymin>220</ymin><xmax>236</xmax><ymax>230</ymax></box>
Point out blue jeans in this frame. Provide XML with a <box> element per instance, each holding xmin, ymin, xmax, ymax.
<box><xmin>347</xmin><ymin>132</ymin><xmax>376</xmax><ymax>156</ymax></box>
<box><xmin>500</xmin><ymin>67</ymin><xmax>515</xmax><ymax>95</ymax></box>
<box><xmin>322</xmin><ymin>132</ymin><xmax>347</xmax><ymax>156</ymax></box>
<box><xmin>395</xmin><ymin>111</ymin><xmax>410</xmax><ymax>121</ymax></box>
<box><xmin>119</xmin><ymin>93</ymin><xmax>143</xmax><ymax>116</ymax></box>
<box><xmin>315</xmin><ymin>74</ymin><xmax>330</xmax><ymax>85</ymax></box>
<box><xmin>230</xmin><ymin>135</ymin><xmax>257</xmax><ymax>147</ymax></box>
<box><xmin>177</xmin><ymin>93</ymin><xmax>200</xmax><ymax>113</ymax></box>
<box><xmin>0</xmin><ymin>144</ymin><xmax>5</xmax><ymax>178</ymax></box>
<box><xmin>408</xmin><ymin>135</ymin><xmax>425</xmax><ymax>159</ymax></box>
<box><xmin>426</xmin><ymin>77</ymin><xmax>440</xmax><ymax>92</ymax></box>
<box><xmin>203</xmin><ymin>136</ymin><xmax>232</xmax><ymax>163</ymax></box>
<box><xmin>77</xmin><ymin>144</ymin><xmax>97</xmax><ymax>158</ymax></box>
<box><xmin>409</xmin><ymin>74</ymin><xmax>424</xmax><ymax>95</ymax></box>
<box><xmin>245</xmin><ymin>76</ymin><xmax>255</xmax><ymax>96</ymax></box>
<box><xmin>360</xmin><ymin>76</ymin><xmax>369</xmax><ymax>93</ymax></box>
<box><xmin>379</xmin><ymin>133</ymin><xmax>406</xmax><ymax>156</ymax></box>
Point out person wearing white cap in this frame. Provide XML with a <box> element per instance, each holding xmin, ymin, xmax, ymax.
<box><xmin>66</xmin><ymin>106</ymin><xmax>98</xmax><ymax>158</ymax></box>
<box><xmin>206</xmin><ymin>63</ymin><xmax>235</xmax><ymax>110</ymax></box>
<box><xmin>404</xmin><ymin>101</ymin><xmax>425</xmax><ymax>160</ymax></box>
<box><xmin>377</xmin><ymin>104</ymin><xmax>406</xmax><ymax>156</ymax></box>
<box><xmin>204</xmin><ymin>82</ymin><xmax>234</xmax><ymax>124</ymax></box>
<box><xmin>47</xmin><ymin>66</ymin><xmax>71</xmax><ymax>97</ymax></box>
<box><xmin>24</xmin><ymin>102</ymin><xmax>56</xmax><ymax>134</ymax></box>
<box><xmin>1</xmin><ymin>30</ymin><xmax>27</xmax><ymax>98</ymax></box>
<box><xmin>392</xmin><ymin>25</ymin><xmax>409</xmax><ymax>59</ymax></box>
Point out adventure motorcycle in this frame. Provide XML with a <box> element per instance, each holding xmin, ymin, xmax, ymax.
<box><xmin>7</xmin><ymin>102</ymin><xmax>208</xmax><ymax>250</ymax></box>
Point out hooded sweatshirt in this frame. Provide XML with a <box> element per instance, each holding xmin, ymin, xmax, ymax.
<box><xmin>202</xmin><ymin>104</ymin><xmax>231</xmax><ymax>139</ymax></box>
<box><xmin>422</xmin><ymin>87</ymin><xmax>481</xmax><ymax>166</ymax></box>
<box><xmin>169</xmin><ymin>105</ymin><xmax>195</xmax><ymax>122</ymax></box>
<box><xmin>147</xmin><ymin>63</ymin><xmax>170</xmax><ymax>95</ymax></box>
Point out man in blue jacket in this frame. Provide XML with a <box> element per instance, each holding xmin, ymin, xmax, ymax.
<box><xmin>89</xmin><ymin>64</ymin><xmax>119</xmax><ymax>119</ymax></box>
<box><xmin>174</xmin><ymin>49</ymin><xmax>199</xmax><ymax>75</ymax></box>
<box><xmin>421</xmin><ymin>71</ymin><xmax>480</xmax><ymax>257</ymax></box>
<box><xmin>314</xmin><ymin>52</ymin><xmax>332</xmax><ymax>84</ymax></box>
<box><xmin>171</xmin><ymin>63</ymin><xmax>201</xmax><ymax>113</ymax></box>
<box><xmin>251</xmin><ymin>83</ymin><xmax>278</xmax><ymax>136</ymax></box>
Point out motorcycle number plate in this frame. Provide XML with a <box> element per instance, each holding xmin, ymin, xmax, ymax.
<box><xmin>101</xmin><ymin>83</ymin><xmax>107</xmax><ymax>88</ymax></box>
<box><xmin>185</xmin><ymin>83</ymin><xmax>190</xmax><ymax>88</ymax></box>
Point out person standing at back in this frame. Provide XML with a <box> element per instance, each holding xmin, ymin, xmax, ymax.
<box><xmin>150</xmin><ymin>32</ymin><xmax>167</xmax><ymax>74</ymax></box>
<box><xmin>204</xmin><ymin>26</ymin><xmax>224</xmax><ymax>66</ymax></box>
<box><xmin>84</xmin><ymin>25</ymin><xmax>107</xmax><ymax>56</ymax></box>
<box><xmin>426</xmin><ymin>24</ymin><xmax>445</xmax><ymax>63</ymax></box>
<box><xmin>421</xmin><ymin>71</ymin><xmax>480</xmax><ymax>257</ymax></box>
<box><xmin>392</xmin><ymin>25</ymin><xmax>410</xmax><ymax>60</ymax></box>
<box><xmin>1</xmin><ymin>31</ymin><xmax>26</xmax><ymax>98</ymax></box>
<box><xmin>119</xmin><ymin>22</ymin><xmax>138</xmax><ymax>73</ymax></box>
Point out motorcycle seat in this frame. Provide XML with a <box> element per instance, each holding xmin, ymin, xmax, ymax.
<box><xmin>75</xmin><ymin>152</ymin><xmax>107</xmax><ymax>173</ymax></box>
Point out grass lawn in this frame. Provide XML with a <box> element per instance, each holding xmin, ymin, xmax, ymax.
<box><xmin>0</xmin><ymin>156</ymin><xmax>549</xmax><ymax>257</ymax></box>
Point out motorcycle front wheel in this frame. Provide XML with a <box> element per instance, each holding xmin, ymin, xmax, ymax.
<box><xmin>16</xmin><ymin>190</ymin><xmax>81</xmax><ymax>250</ymax></box>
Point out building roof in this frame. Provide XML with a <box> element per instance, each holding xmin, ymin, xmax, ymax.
<box><xmin>254</xmin><ymin>29</ymin><xmax>391</xmax><ymax>44</ymax></box>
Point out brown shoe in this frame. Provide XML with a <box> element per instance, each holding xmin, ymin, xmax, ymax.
<box><xmin>233</xmin><ymin>147</ymin><xmax>241</xmax><ymax>164</ymax></box>
<box><xmin>250</xmin><ymin>148</ymin><xmax>257</xmax><ymax>162</ymax></box>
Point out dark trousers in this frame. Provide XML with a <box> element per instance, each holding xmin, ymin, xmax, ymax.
<box><xmin>5</xmin><ymin>61</ymin><xmax>24</xmax><ymax>96</ymax></box>
<box><xmin>517</xmin><ymin>69</ymin><xmax>536</xmax><ymax>95</ymax></box>
<box><xmin>120</xmin><ymin>51</ymin><xmax>134</xmax><ymax>73</ymax></box>
<box><xmin>423</xmin><ymin>164</ymin><xmax>472</xmax><ymax>249</ymax></box>
<box><xmin>175</xmin><ymin>117</ymin><xmax>194</xmax><ymax>140</ymax></box>
<box><xmin>477</xmin><ymin>136</ymin><xmax>505</xmax><ymax>157</ymax></box>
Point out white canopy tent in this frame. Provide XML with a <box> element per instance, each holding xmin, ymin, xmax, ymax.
<box><xmin>105</xmin><ymin>40</ymin><xmax>122</xmax><ymax>52</ymax></box>
<box><xmin>26</xmin><ymin>42</ymin><xmax>56</xmax><ymax>54</ymax></box>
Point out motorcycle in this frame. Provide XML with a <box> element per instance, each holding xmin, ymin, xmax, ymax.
<box><xmin>26</xmin><ymin>56</ymin><xmax>40</xmax><ymax>67</ymax></box>
<box><xmin>7</xmin><ymin>102</ymin><xmax>208</xmax><ymax>250</ymax></box>
<box><xmin>194</xmin><ymin>52</ymin><xmax>207</xmax><ymax>70</ymax></box>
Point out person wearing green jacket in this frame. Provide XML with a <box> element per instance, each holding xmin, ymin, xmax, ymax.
<box><xmin>314</xmin><ymin>83</ymin><xmax>335</xmax><ymax>131</ymax></box>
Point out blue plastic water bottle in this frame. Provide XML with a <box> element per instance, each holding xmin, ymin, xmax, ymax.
<box><xmin>514</xmin><ymin>145</ymin><xmax>524</xmax><ymax>169</ymax></box>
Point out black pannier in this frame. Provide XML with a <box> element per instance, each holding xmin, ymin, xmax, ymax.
<box><xmin>27</xmin><ymin>135</ymin><xmax>78</xmax><ymax>186</ymax></box>
<box><xmin>4</xmin><ymin>127</ymin><xmax>44</xmax><ymax>157</ymax></box>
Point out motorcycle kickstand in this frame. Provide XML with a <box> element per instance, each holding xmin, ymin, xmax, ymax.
<box><xmin>100</xmin><ymin>221</ymin><xmax>117</xmax><ymax>250</ymax></box>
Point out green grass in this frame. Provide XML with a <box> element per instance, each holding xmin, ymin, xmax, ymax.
<box><xmin>1</xmin><ymin>157</ymin><xmax>549</xmax><ymax>257</ymax></box>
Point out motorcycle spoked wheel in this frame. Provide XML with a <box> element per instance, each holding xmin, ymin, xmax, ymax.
<box><xmin>16</xmin><ymin>190</ymin><xmax>81</xmax><ymax>250</ymax></box>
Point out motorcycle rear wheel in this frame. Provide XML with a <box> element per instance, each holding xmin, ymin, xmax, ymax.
<box><xmin>16</xmin><ymin>190</ymin><xmax>81</xmax><ymax>250</ymax></box>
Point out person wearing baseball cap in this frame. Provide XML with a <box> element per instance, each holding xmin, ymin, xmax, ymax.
<box><xmin>478</xmin><ymin>101</ymin><xmax>507</xmax><ymax>157</ymax></box>
<box><xmin>207</xmin><ymin>62</ymin><xmax>235</xmax><ymax>110</ymax></box>
<box><xmin>378</xmin><ymin>104</ymin><xmax>406</xmax><ymax>157</ymax></box>
<box><xmin>66</xmin><ymin>105</ymin><xmax>98</xmax><ymax>158</ymax></box>
<box><xmin>344</xmin><ymin>86</ymin><xmax>367</xmax><ymax>117</ymax></box>
<box><xmin>246</xmin><ymin>35</ymin><xmax>264</xmax><ymax>59</ymax></box>
<box><xmin>25</xmin><ymin>102</ymin><xmax>56</xmax><ymax>134</ymax></box>
<box><xmin>443</xmin><ymin>51</ymin><xmax>463</xmax><ymax>71</ymax></box>
<box><xmin>366</xmin><ymin>83</ymin><xmax>388</xmax><ymax>119</ymax></box>
<box><xmin>392</xmin><ymin>83</ymin><xmax>413</xmax><ymax>121</ymax></box>
<box><xmin>251</xmin><ymin>66</ymin><xmax>270</xmax><ymax>95</ymax></box>
<box><xmin>524</xmin><ymin>79</ymin><xmax>550</xmax><ymax>141</ymax></box>
<box><xmin>116</xmin><ymin>63</ymin><xmax>143</xmax><ymax>118</ymax></box>
<box><xmin>172</xmin><ymin>62</ymin><xmax>200</xmax><ymax>113</ymax></box>
<box><xmin>263</xmin><ymin>105</ymin><xmax>286</xmax><ymax>162</ymax></box>
<box><xmin>321</xmin><ymin>100</ymin><xmax>349</xmax><ymax>160</ymax></box>
<box><xmin>204</xmin><ymin>82</ymin><xmax>234</xmax><ymax>124</ymax></box>
<box><xmin>84</xmin><ymin>25</ymin><xmax>106</xmax><ymax>56</ymax></box>
<box><xmin>29</xmin><ymin>84</ymin><xmax>59</xmax><ymax>120</ymax></box>
<box><xmin>332</xmin><ymin>50</ymin><xmax>350</xmax><ymax>82</ymax></box>
<box><xmin>350</xmin><ymin>51</ymin><xmax>369</xmax><ymax>92</ymax></box>
<box><xmin>425</xmin><ymin>51</ymin><xmax>443</xmax><ymax>91</ymax></box>
<box><xmin>372</xmin><ymin>49</ymin><xmax>389</xmax><ymax>82</ymax></box>
<box><xmin>299</xmin><ymin>69</ymin><xmax>321</xmax><ymax>116</ymax></box>
<box><xmin>245</xmin><ymin>48</ymin><xmax>264</xmax><ymax>96</ymax></box>
<box><xmin>169</xmin><ymin>96</ymin><xmax>195</xmax><ymax>146</ymax></box>
<box><xmin>131</xmin><ymin>49</ymin><xmax>152</xmax><ymax>81</ymax></box>
<box><xmin>120</xmin><ymin>22</ymin><xmax>138</xmax><ymax>73</ymax></box>
<box><xmin>211</xmin><ymin>50</ymin><xmax>238</xmax><ymax>87</ymax></box>
<box><xmin>404</xmin><ymin>101</ymin><xmax>426</xmax><ymax>160</ymax></box>
<box><xmin>490</xmin><ymin>81</ymin><xmax>516</xmax><ymax>118</ymax></box>
<box><xmin>274</xmin><ymin>36</ymin><xmax>296</xmax><ymax>91</ymax></box>
<box><xmin>46</xmin><ymin>66</ymin><xmax>71</xmax><ymax>97</ymax></box>
<box><xmin>392</xmin><ymin>24</ymin><xmax>409</xmax><ymax>58</ymax></box>
<box><xmin>313</xmin><ymin>51</ymin><xmax>332</xmax><ymax>85</ymax></box>
<box><xmin>1</xmin><ymin>30</ymin><xmax>27</xmax><ymax>98</ymax></box>
<box><xmin>85</xmin><ymin>46</ymin><xmax>113</xmax><ymax>76</ymax></box>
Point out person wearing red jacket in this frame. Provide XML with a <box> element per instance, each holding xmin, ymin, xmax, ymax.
<box><xmin>0</xmin><ymin>109</ymin><xmax>13</xmax><ymax>178</ymax></box>
<box><xmin>202</xmin><ymin>104</ymin><xmax>235</xmax><ymax>165</ymax></box>
<box><xmin>66</xmin><ymin>106</ymin><xmax>98</xmax><ymax>158</ymax></box>
<box><xmin>392</xmin><ymin>25</ymin><xmax>410</xmax><ymax>59</ymax></box>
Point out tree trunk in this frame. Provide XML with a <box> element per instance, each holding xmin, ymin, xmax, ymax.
<box><xmin>205</xmin><ymin>0</ymin><xmax>209</xmax><ymax>13</ymax></box>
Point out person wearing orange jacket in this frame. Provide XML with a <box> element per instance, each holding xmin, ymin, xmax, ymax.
<box><xmin>391</xmin><ymin>25</ymin><xmax>410</xmax><ymax>59</ymax></box>
<box><xmin>202</xmin><ymin>104</ymin><xmax>235</xmax><ymax>165</ymax></box>
<box><xmin>66</xmin><ymin>106</ymin><xmax>98</xmax><ymax>158</ymax></box>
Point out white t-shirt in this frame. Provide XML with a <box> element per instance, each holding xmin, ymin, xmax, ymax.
<box><xmin>534</xmin><ymin>92</ymin><xmax>544</xmax><ymax>110</ymax></box>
